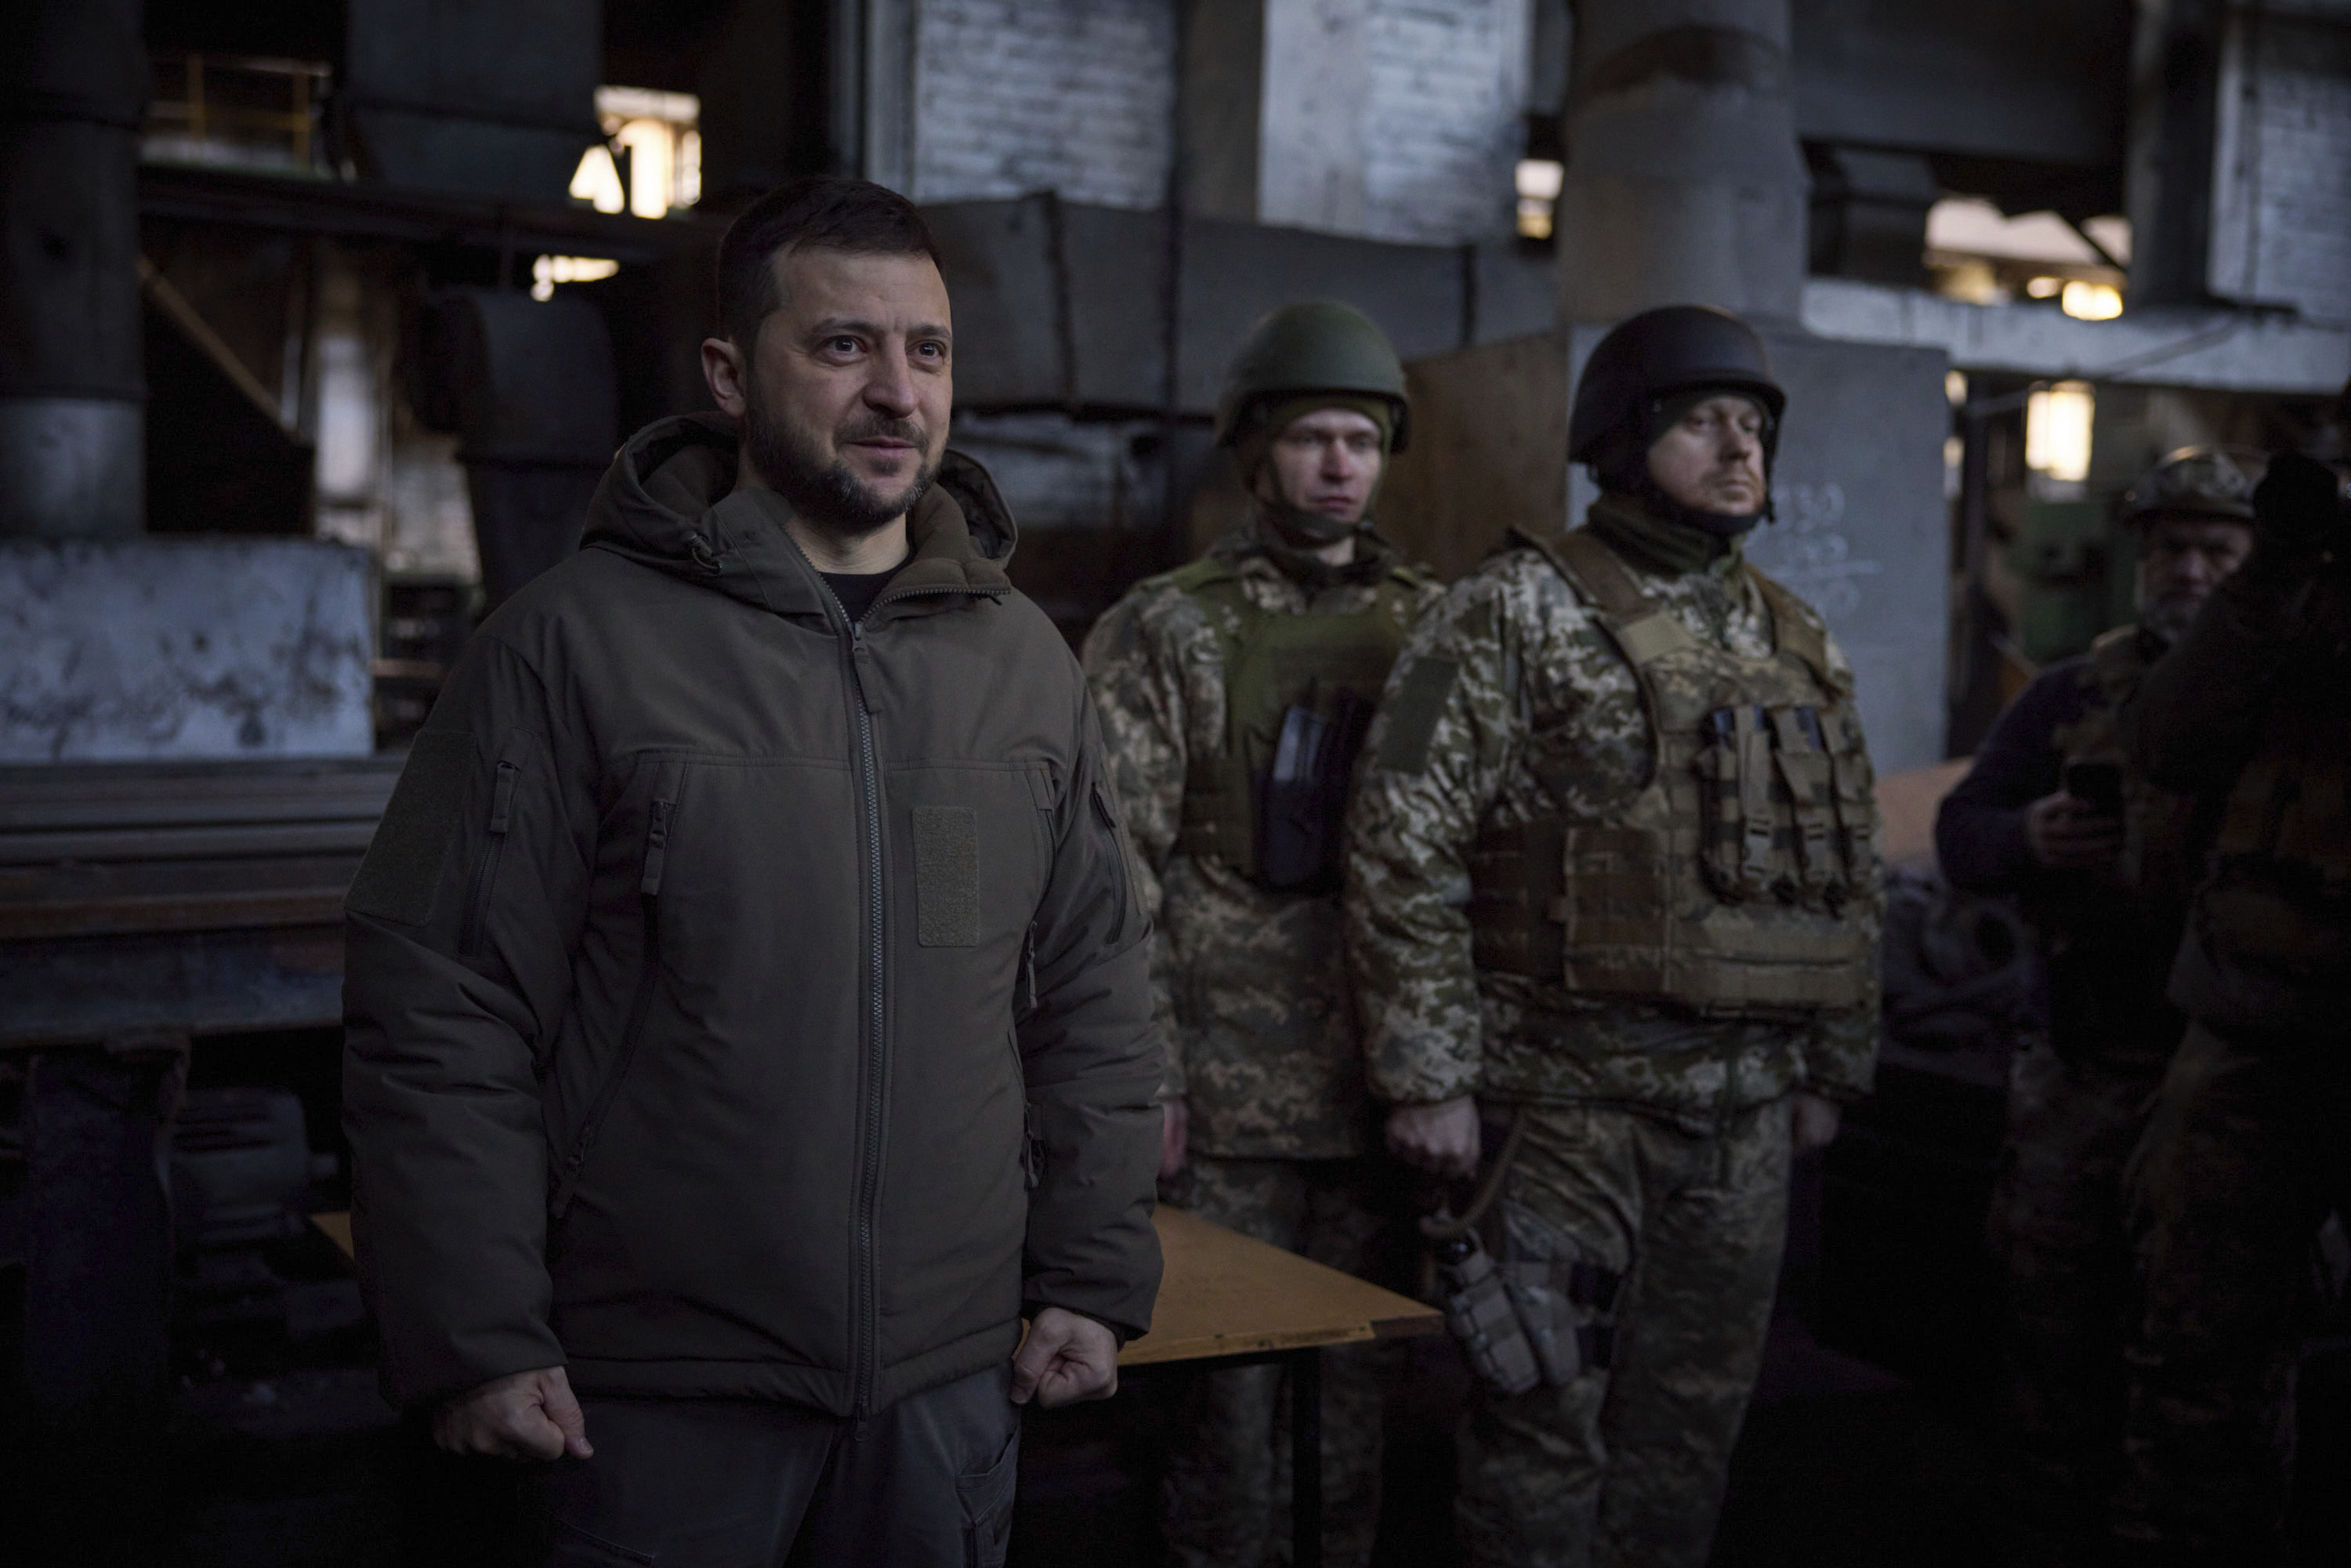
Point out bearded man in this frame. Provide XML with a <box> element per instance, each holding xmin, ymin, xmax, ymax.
<box><xmin>1347</xmin><ymin>305</ymin><xmax>1881</xmax><ymax>1567</ymax></box>
<box><xmin>341</xmin><ymin>176</ymin><xmax>1162</xmax><ymax>1567</ymax></box>
<box><xmin>1936</xmin><ymin>448</ymin><xmax>2259</xmax><ymax>1566</ymax></box>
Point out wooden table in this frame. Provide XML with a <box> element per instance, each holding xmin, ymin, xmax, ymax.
<box><xmin>1121</xmin><ymin>1207</ymin><xmax>1442</xmax><ymax>1568</ymax></box>
<box><xmin>313</xmin><ymin>1206</ymin><xmax>1443</xmax><ymax>1568</ymax></box>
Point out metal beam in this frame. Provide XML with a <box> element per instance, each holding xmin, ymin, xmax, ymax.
<box><xmin>136</xmin><ymin>163</ymin><xmax>722</xmax><ymax>265</ymax></box>
<box><xmin>1802</xmin><ymin>277</ymin><xmax>2351</xmax><ymax>393</ymax></box>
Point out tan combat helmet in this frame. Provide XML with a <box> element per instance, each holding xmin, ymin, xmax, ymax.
<box><xmin>2119</xmin><ymin>446</ymin><xmax>2268</xmax><ymax>528</ymax></box>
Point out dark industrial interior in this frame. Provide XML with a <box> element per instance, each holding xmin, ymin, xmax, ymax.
<box><xmin>3</xmin><ymin>2</ymin><xmax>2347</xmax><ymax>1564</ymax></box>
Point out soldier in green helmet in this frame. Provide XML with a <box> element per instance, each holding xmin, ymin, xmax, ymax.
<box><xmin>1081</xmin><ymin>300</ymin><xmax>1440</xmax><ymax>1567</ymax></box>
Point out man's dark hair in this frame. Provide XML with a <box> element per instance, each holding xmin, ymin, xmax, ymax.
<box><xmin>715</xmin><ymin>176</ymin><xmax>940</xmax><ymax>351</ymax></box>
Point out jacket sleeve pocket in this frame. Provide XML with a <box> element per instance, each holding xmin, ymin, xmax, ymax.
<box><xmin>347</xmin><ymin>730</ymin><xmax>476</xmax><ymax>926</ymax></box>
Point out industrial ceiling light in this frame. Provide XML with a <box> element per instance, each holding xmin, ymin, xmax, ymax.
<box><xmin>2060</xmin><ymin>281</ymin><xmax>2125</xmax><ymax>320</ymax></box>
<box><xmin>2025</xmin><ymin>381</ymin><xmax>2096</xmax><ymax>484</ymax></box>
<box><xmin>1515</xmin><ymin>158</ymin><xmax>1563</xmax><ymax>241</ymax></box>
<box><xmin>532</xmin><ymin>256</ymin><xmax>621</xmax><ymax>302</ymax></box>
<box><xmin>570</xmin><ymin>87</ymin><xmax>701</xmax><ymax>219</ymax></box>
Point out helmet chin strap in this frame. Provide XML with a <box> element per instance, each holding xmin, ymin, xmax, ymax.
<box><xmin>1258</xmin><ymin>491</ymin><xmax>1364</xmax><ymax>548</ymax></box>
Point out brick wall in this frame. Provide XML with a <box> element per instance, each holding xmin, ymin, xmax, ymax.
<box><xmin>1360</xmin><ymin>0</ymin><xmax>1528</xmax><ymax>244</ymax></box>
<box><xmin>911</xmin><ymin>0</ymin><xmax>1177</xmax><ymax>208</ymax></box>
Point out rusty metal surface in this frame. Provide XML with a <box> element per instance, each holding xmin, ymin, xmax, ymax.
<box><xmin>0</xmin><ymin>755</ymin><xmax>400</xmax><ymax>1046</ymax></box>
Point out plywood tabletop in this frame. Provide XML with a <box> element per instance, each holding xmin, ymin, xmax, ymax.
<box><xmin>310</xmin><ymin>1205</ymin><xmax>1447</xmax><ymax>1370</ymax></box>
<box><xmin>1118</xmin><ymin>1206</ymin><xmax>1442</xmax><ymax>1367</ymax></box>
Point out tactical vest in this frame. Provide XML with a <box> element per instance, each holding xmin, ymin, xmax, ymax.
<box><xmin>2194</xmin><ymin>693</ymin><xmax>2351</xmax><ymax>979</ymax></box>
<box><xmin>1172</xmin><ymin>554</ymin><xmax>1424</xmax><ymax>891</ymax></box>
<box><xmin>1469</xmin><ymin>528</ymin><xmax>1875</xmax><ymax>1019</ymax></box>
<box><xmin>2052</xmin><ymin>626</ymin><xmax>2204</xmax><ymax>919</ymax></box>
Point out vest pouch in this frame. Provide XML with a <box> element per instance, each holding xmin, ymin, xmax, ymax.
<box><xmin>1259</xmin><ymin>683</ymin><xmax>1374</xmax><ymax>890</ymax></box>
<box><xmin>1694</xmin><ymin>707</ymin><xmax>1745</xmax><ymax>901</ymax></box>
<box><xmin>1820</xmin><ymin>708</ymin><xmax>1878</xmax><ymax>893</ymax></box>
<box><xmin>1171</xmin><ymin>563</ymin><xmax>1413</xmax><ymax>886</ymax></box>
<box><xmin>1770</xmin><ymin>706</ymin><xmax>1842</xmax><ymax>906</ymax></box>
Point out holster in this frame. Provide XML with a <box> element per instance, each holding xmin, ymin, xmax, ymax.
<box><xmin>1433</xmin><ymin>1230</ymin><xmax>1542</xmax><ymax>1396</ymax></box>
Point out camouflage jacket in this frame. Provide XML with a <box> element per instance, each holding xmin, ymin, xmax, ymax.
<box><xmin>1083</xmin><ymin>519</ymin><xmax>1442</xmax><ymax>1159</ymax></box>
<box><xmin>1344</xmin><ymin>522</ymin><xmax>1883</xmax><ymax>1130</ymax></box>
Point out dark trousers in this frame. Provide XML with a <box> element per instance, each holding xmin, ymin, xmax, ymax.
<box><xmin>539</xmin><ymin>1363</ymin><xmax>1020</xmax><ymax>1567</ymax></box>
<box><xmin>2117</xmin><ymin>1019</ymin><xmax>2351</xmax><ymax>1563</ymax></box>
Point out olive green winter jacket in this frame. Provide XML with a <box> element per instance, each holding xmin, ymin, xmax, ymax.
<box><xmin>343</xmin><ymin>413</ymin><xmax>1163</xmax><ymax>1415</ymax></box>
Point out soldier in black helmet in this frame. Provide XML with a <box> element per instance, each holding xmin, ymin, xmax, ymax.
<box><xmin>1936</xmin><ymin>447</ymin><xmax>2262</xmax><ymax>1565</ymax></box>
<box><xmin>1083</xmin><ymin>300</ymin><xmax>1440</xmax><ymax>1567</ymax></box>
<box><xmin>2109</xmin><ymin>425</ymin><xmax>2351</xmax><ymax>1563</ymax></box>
<box><xmin>1346</xmin><ymin>305</ymin><xmax>1883</xmax><ymax>1566</ymax></box>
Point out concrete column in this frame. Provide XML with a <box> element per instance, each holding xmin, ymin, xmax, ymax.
<box><xmin>0</xmin><ymin>0</ymin><xmax>146</xmax><ymax>538</ymax></box>
<box><xmin>1554</xmin><ymin>0</ymin><xmax>1809</xmax><ymax>324</ymax></box>
<box><xmin>1181</xmin><ymin>0</ymin><xmax>1369</xmax><ymax>230</ymax></box>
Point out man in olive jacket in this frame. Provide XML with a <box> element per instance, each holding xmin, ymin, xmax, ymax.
<box><xmin>342</xmin><ymin>177</ymin><xmax>1162</xmax><ymax>1566</ymax></box>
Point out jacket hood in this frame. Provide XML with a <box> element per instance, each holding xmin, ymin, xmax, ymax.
<box><xmin>581</xmin><ymin>413</ymin><xmax>1016</xmax><ymax>615</ymax></box>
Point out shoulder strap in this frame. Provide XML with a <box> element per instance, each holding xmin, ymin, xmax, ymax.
<box><xmin>1510</xmin><ymin>524</ymin><xmax>1697</xmax><ymax>671</ymax></box>
<box><xmin>1744</xmin><ymin>567</ymin><xmax>1848</xmax><ymax>697</ymax></box>
<box><xmin>1166</xmin><ymin>555</ymin><xmax>1241</xmax><ymax>596</ymax></box>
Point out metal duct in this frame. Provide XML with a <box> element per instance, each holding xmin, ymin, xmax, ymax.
<box><xmin>344</xmin><ymin>0</ymin><xmax>603</xmax><ymax>201</ymax></box>
<box><xmin>420</xmin><ymin>288</ymin><xmax>617</xmax><ymax>607</ymax></box>
<box><xmin>0</xmin><ymin>0</ymin><xmax>147</xmax><ymax>537</ymax></box>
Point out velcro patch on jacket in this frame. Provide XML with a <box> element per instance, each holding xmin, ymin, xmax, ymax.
<box><xmin>1374</xmin><ymin>657</ymin><xmax>1461</xmax><ymax>775</ymax></box>
<box><xmin>914</xmin><ymin>805</ymin><xmax>981</xmax><ymax>947</ymax></box>
<box><xmin>346</xmin><ymin>730</ymin><xmax>474</xmax><ymax>926</ymax></box>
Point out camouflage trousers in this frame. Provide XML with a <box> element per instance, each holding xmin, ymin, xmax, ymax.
<box><xmin>1984</xmin><ymin>1037</ymin><xmax>2170</xmax><ymax>1563</ymax></box>
<box><xmin>2114</xmin><ymin>1018</ymin><xmax>2351</xmax><ymax>1563</ymax></box>
<box><xmin>1455</xmin><ymin>1096</ymin><xmax>1791</xmax><ymax>1568</ymax></box>
<box><xmin>1159</xmin><ymin>1155</ymin><xmax>1401</xmax><ymax>1568</ymax></box>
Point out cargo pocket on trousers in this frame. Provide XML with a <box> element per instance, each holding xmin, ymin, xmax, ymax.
<box><xmin>550</xmin><ymin>1519</ymin><xmax>658</xmax><ymax>1566</ymax></box>
<box><xmin>957</xmin><ymin>1424</ymin><xmax>1019</xmax><ymax>1568</ymax></box>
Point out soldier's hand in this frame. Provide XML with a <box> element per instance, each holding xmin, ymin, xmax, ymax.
<box><xmin>1387</xmin><ymin>1096</ymin><xmax>1480</xmax><ymax>1179</ymax></box>
<box><xmin>1011</xmin><ymin>1307</ymin><xmax>1119</xmax><ymax>1407</ymax></box>
<box><xmin>432</xmin><ymin>1367</ymin><xmax>592</xmax><ymax>1461</ymax></box>
<box><xmin>1159</xmin><ymin>1096</ymin><xmax>1189</xmax><ymax>1180</ymax></box>
<box><xmin>1791</xmin><ymin>1092</ymin><xmax>1842</xmax><ymax>1154</ymax></box>
<box><xmin>2025</xmin><ymin>791</ymin><xmax>2121</xmax><ymax>870</ymax></box>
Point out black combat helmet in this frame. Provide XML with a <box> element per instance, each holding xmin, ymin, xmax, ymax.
<box><xmin>1567</xmin><ymin>305</ymin><xmax>1787</xmax><ymax>477</ymax></box>
<box><xmin>2119</xmin><ymin>446</ymin><xmax>2266</xmax><ymax>528</ymax></box>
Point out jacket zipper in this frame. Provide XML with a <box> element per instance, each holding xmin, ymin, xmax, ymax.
<box><xmin>1091</xmin><ymin>781</ymin><xmax>1132</xmax><ymax>946</ymax></box>
<box><xmin>458</xmin><ymin>759</ymin><xmax>520</xmax><ymax>956</ymax></box>
<box><xmin>550</xmin><ymin>767</ymin><xmax>680</xmax><ymax>1220</ymax></box>
<box><xmin>820</xmin><ymin>576</ymin><xmax>1005</xmax><ymax>1411</ymax></box>
<box><xmin>827</xmin><ymin>588</ymin><xmax>889</xmax><ymax>1417</ymax></box>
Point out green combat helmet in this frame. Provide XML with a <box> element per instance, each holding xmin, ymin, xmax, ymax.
<box><xmin>1214</xmin><ymin>300</ymin><xmax>1411</xmax><ymax>453</ymax></box>
<box><xmin>2119</xmin><ymin>446</ymin><xmax>2266</xmax><ymax>527</ymax></box>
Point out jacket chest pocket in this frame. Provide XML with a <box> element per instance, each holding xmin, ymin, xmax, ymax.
<box><xmin>895</xmin><ymin>764</ymin><xmax>1056</xmax><ymax>958</ymax></box>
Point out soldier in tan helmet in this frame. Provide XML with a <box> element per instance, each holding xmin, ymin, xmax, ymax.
<box><xmin>1081</xmin><ymin>301</ymin><xmax>1440</xmax><ymax>1566</ymax></box>
<box><xmin>1346</xmin><ymin>305</ymin><xmax>1882</xmax><ymax>1567</ymax></box>
<box><xmin>1936</xmin><ymin>446</ymin><xmax>2260</xmax><ymax>1564</ymax></box>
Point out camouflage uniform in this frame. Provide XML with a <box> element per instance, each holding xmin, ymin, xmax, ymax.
<box><xmin>1346</xmin><ymin>506</ymin><xmax>1882</xmax><ymax>1568</ymax></box>
<box><xmin>1937</xmin><ymin>627</ymin><xmax>2204</xmax><ymax>1563</ymax></box>
<box><xmin>1084</xmin><ymin>516</ymin><xmax>1440</xmax><ymax>1568</ymax></box>
<box><xmin>2110</xmin><ymin>462</ymin><xmax>2351</xmax><ymax>1563</ymax></box>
